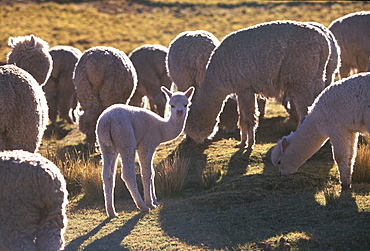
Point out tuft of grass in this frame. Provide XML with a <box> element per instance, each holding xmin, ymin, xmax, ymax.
<box><xmin>154</xmin><ymin>152</ymin><xmax>190</xmax><ymax>198</ymax></box>
<box><xmin>323</xmin><ymin>184</ymin><xmax>340</xmax><ymax>206</ymax></box>
<box><xmin>353</xmin><ymin>135</ymin><xmax>370</xmax><ymax>183</ymax></box>
<box><xmin>200</xmin><ymin>162</ymin><xmax>226</xmax><ymax>190</ymax></box>
<box><xmin>42</xmin><ymin>144</ymin><xmax>103</xmax><ymax>202</ymax></box>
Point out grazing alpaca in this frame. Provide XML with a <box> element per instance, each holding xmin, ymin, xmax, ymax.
<box><xmin>166</xmin><ymin>30</ymin><xmax>220</xmax><ymax>100</ymax></box>
<box><xmin>96</xmin><ymin>86</ymin><xmax>194</xmax><ymax>216</ymax></box>
<box><xmin>185</xmin><ymin>21</ymin><xmax>330</xmax><ymax>149</ymax></box>
<box><xmin>271</xmin><ymin>72</ymin><xmax>370</xmax><ymax>190</ymax></box>
<box><xmin>73</xmin><ymin>46</ymin><xmax>137</xmax><ymax>145</ymax></box>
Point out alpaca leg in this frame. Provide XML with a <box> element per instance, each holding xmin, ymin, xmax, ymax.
<box><xmin>101</xmin><ymin>152</ymin><xmax>119</xmax><ymax>217</ymax></box>
<box><xmin>330</xmin><ymin>131</ymin><xmax>358</xmax><ymax>191</ymax></box>
<box><xmin>290</xmin><ymin>96</ymin><xmax>310</xmax><ymax>127</ymax></box>
<box><xmin>119</xmin><ymin>147</ymin><xmax>149</xmax><ymax>211</ymax></box>
<box><xmin>257</xmin><ymin>95</ymin><xmax>266</xmax><ymax>119</ymax></box>
<box><xmin>137</xmin><ymin>146</ymin><xmax>159</xmax><ymax>208</ymax></box>
<box><xmin>236</xmin><ymin>91</ymin><xmax>259</xmax><ymax>149</ymax></box>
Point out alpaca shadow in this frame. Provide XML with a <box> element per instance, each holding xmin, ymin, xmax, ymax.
<box><xmin>65</xmin><ymin>212</ymin><xmax>146</xmax><ymax>251</ymax></box>
<box><xmin>158</xmin><ymin>140</ymin><xmax>370</xmax><ymax>250</ymax></box>
<box><xmin>64</xmin><ymin>217</ymin><xmax>112</xmax><ymax>251</ymax></box>
<box><xmin>83</xmin><ymin>212</ymin><xmax>146</xmax><ymax>250</ymax></box>
<box><xmin>227</xmin><ymin>147</ymin><xmax>252</xmax><ymax>176</ymax></box>
<box><xmin>174</xmin><ymin>138</ymin><xmax>212</xmax><ymax>194</ymax></box>
<box><xmin>43</xmin><ymin>121</ymin><xmax>72</xmax><ymax>140</ymax></box>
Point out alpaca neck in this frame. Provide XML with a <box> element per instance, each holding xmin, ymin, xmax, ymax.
<box><xmin>186</xmin><ymin>80</ymin><xmax>230</xmax><ymax>135</ymax></box>
<box><xmin>285</xmin><ymin>117</ymin><xmax>329</xmax><ymax>167</ymax></box>
<box><xmin>160</xmin><ymin>115</ymin><xmax>186</xmax><ymax>143</ymax></box>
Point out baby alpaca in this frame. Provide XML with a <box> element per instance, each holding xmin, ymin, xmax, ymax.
<box><xmin>271</xmin><ymin>72</ymin><xmax>370</xmax><ymax>190</ymax></box>
<box><xmin>96</xmin><ymin>86</ymin><xmax>194</xmax><ymax>216</ymax></box>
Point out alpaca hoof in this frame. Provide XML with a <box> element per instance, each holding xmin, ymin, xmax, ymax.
<box><xmin>107</xmin><ymin>211</ymin><xmax>118</xmax><ymax>218</ymax></box>
<box><xmin>235</xmin><ymin>142</ymin><xmax>246</xmax><ymax>148</ymax></box>
<box><xmin>138</xmin><ymin>205</ymin><xmax>151</xmax><ymax>212</ymax></box>
<box><xmin>146</xmin><ymin>203</ymin><xmax>159</xmax><ymax>210</ymax></box>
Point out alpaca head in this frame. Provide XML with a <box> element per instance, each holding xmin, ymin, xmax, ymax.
<box><xmin>161</xmin><ymin>86</ymin><xmax>194</xmax><ymax>120</ymax></box>
<box><xmin>271</xmin><ymin>135</ymin><xmax>300</xmax><ymax>175</ymax></box>
<box><xmin>7</xmin><ymin>34</ymin><xmax>52</xmax><ymax>86</ymax></box>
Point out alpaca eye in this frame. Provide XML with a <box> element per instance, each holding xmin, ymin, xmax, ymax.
<box><xmin>171</xmin><ymin>105</ymin><xmax>175</xmax><ymax>108</ymax></box>
<box><xmin>277</xmin><ymin>160</ymin><xmax>281</xmax><ymax>165</ymax></box>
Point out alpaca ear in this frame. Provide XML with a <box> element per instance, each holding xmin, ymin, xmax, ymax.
<box><xmin>8</xmin><ymin>37</ymin><xmax>15</xmax><ymax>48</ymax></box>
<box><xmin>184</xmin><ymin>86</ymin><xmax>195</xmax><ymax>100</ymax></box>
<box><xmin>282</xmin><ymin>137</ymin><xmax>289</xmax><ymax>152</ymax></box>
<box><xmin>29</xmin><ymin>34</ymin><xmax>36</xmax><ymax>46</ymax></box>
<box><xmin>161</xmin><ymin>86</ymin><xmax>172</xmax><ymax>100</ymax></box>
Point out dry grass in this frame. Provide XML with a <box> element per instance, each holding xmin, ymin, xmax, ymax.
<box><xmin>354</xmin><ymin>136</ymin><xmax>370</xmax><ymax>183</ymax></box>
<box><xmin>154</xmin><ymin>151</ymin><xmax>190</xmax><ymax>198</ymax></box>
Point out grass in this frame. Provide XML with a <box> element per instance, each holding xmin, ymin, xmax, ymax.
<box><xmin>1</xmin><ymin>0</ymin><xmax>370</xmax><ymax>250</ymax></box>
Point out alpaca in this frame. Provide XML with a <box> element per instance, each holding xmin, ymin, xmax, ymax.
<box><xmin>167</xmin><ymin>30</ymin><xmax>256</xmax><ymax>135</ymax></box>
<box><xmin>43</xmin><ymin>45</ymin><xmax>82</xmax><ymax>125</ymax></box>
<box><xmin>7</xmin><ymin>34</ymin><xmax>53</xmax><ymax>86</ymax></box>
<box><xmin>166</xmin><ymin>30</ymin><xmax>220</xmax><ymax>100</ymax></box>
<box><xmin>73</xmin><ymin>46</ymin><xmax>137</xmax><ymax>145</ymax></box>
<box><xmin>0</xmin><ymin>150</ymin><xmax>68</xmax><ymax>250</ymax></box>
<box><xmin>96</xmin><ymin>86</ymin><xmax>194</xmax><ymax>216</ymax></box>
<box><xmin>185</xmin><ymin>21</ymin><xmax>330</xmax><ymax>149</ymax></box>
<box><xmin>128</xmin><ymin>44</ymin><xmax>172</xmax><ymax>117</ymax></box>
<box><xmin>271</xmin><ymin>72</ymin><xmax>370</xmax><ymax>190</ymax></box>
<box><xmin>0</xmin><ymin>35</ymin><xmax>51</xmax><ymax>153</ymax></box>
<box><xmin>329</xmin><ymin>11</ymin><xmax>370</xmax><ymax>79</ymax></box>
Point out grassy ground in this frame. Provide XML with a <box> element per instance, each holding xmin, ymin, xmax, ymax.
<box><xmin>43</xmin><ymin>101</ymin><xmax>370</xmax><ymax>251</ymax></box>
<box><xmin>1</xmin><ymin>1</ymin><xmax>370</xmax><ymax>250</ymax></box>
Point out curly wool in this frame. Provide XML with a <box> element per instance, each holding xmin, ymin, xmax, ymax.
<box><xmin>7</xmin><ymin>34</ymin><xmax>53</xmax><ymax>86</ymax></box>
<box><xmin>128</xmin><ymin>44</ymin><xmax>172</xmax><ymax>117</ymax></box>
<box><xmin>166</xmin><ymin>30</ymin><xmax>220</xmax><ymax>99</ymax></box>
<box><xmin>73</xmin><ymin>46</ymin><xmax>137</xmax><ymax>144</ymax></box>
<box><xmin>0</xmin><ymin>65</ymin><xmax>48</xmax><ymax>152</ymax></box>
<box><xmin>329</xmin><ymin>11</ymin><xmax>370</xmax><ymax>79</ymax></box>
<box><xmin>0</xmin><ymin>150</ymin><xmax>68</xmax><ymax>250</ymax></box>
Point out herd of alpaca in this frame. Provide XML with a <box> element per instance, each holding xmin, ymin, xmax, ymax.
<box><xmin>0</xmin><ymin>10</ymin><xmax>369</xmax><ymax>249</ymax></box>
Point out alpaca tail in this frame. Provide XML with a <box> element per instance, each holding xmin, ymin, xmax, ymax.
<box><xmin>96</xmin><ymin>115</ymin><xmax>115</xmax><ymax>148</ymax></box>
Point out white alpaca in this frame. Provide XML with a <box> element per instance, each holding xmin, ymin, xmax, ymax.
<box><xmin>96</xmin><ymin>86</ymin><xmax>194</xmax><ymax>216</ymax></box>
<box><xmin>271</xmin><ymin>72</ymin><xmax>370</xmax><ymax>190</ymax></box>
